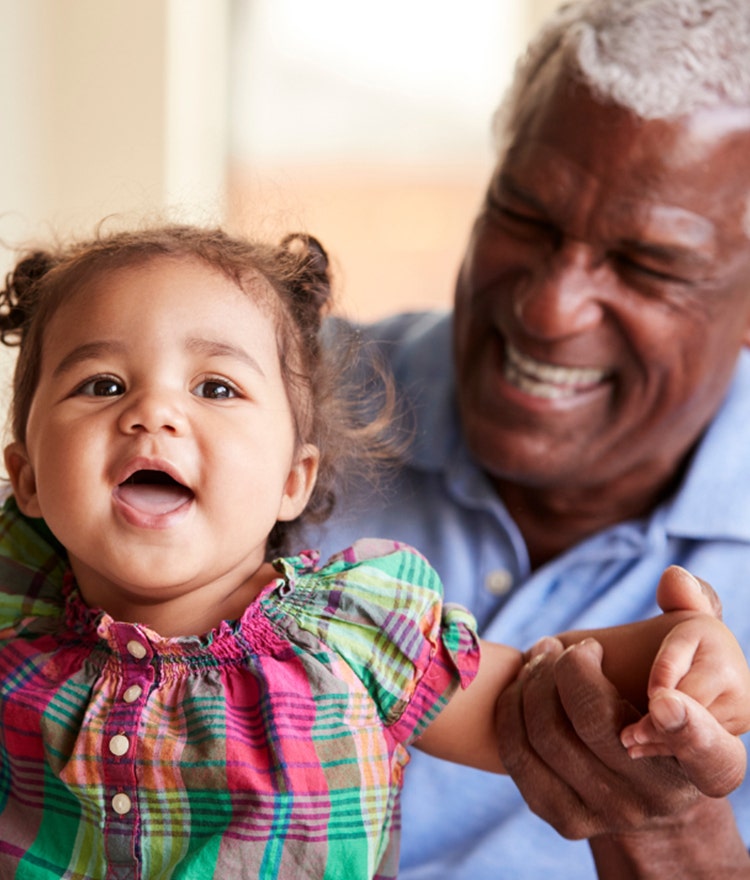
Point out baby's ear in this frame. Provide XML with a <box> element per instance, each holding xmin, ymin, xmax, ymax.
<box><xmin>278</xmin><ymin>443</ymin><xmax>320</xmax><ymax>522</ymax></box>
<box><xmin>4</xmin><ymin>442</ymin><xmax>42</xmax><ymax>517</ymax></box>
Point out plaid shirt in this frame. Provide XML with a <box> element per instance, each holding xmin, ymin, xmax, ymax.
<box><xmin>0</xmin><ymin>500</ymin><xmax>479</xmax><ymax>879</ymax></box>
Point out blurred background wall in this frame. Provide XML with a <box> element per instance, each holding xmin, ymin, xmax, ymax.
<box><xmin>226</xmin><ymin>0</ymin><xmax>564</xmax><ymax>320</ymax></box>
<box><xmin>0</xmin><ymin>0</ymin><xmax>230</xmax><ymax>247</ymax></box>
<box><xmin>1</xmin><ymin>0</ymin><xmax>564</xmax><ymax>323</ymax></box>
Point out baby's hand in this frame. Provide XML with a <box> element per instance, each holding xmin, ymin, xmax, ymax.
<box><xmin>621</xmin><ymin>611</ymin><xmax>750</xmax><ymax>758</ymax></box>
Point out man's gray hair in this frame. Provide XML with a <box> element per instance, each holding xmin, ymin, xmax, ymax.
<box><xmin>494</xmin><ymin>0</ymin><xmax>750</xmax><ymax>147</ymax></box>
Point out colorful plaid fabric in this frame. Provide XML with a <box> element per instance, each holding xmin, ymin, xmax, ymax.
<box><xmin>0</xmin><ymin>499</ymin><xmax>479</xmax><ymax>879</ymax></box>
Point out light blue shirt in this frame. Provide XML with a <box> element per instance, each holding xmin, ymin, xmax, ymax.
<box><xmin>308</xmin><ymin>310</ymin><xmax>750</xmax><ymax>879</ymax></box>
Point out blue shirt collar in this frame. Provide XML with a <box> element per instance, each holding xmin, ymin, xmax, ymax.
<box><xmin>661</xmin><ymin>347</ymin><xmax>750</xmax><ymax>541</ymax></box>
<box><xmin>399</xmin><ymin>314</ymin><xmax>750</xmax><ymax>543</ymax></box>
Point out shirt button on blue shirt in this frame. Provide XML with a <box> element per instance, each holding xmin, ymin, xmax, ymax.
<box><xmin>485</xmin><ymin>570</ymin><xmax>513</xmax><ymax>596</ymax></box>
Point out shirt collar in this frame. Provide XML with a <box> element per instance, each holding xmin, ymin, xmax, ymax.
<box><xmin>661</xmin><ymin>347</ymin><xmax>750</xmax><ymax>541</ymax></box>
<box><xmin>401</xmin><ymin>316</ymin><xmax>750</xmax><ymax>543</ymax></box>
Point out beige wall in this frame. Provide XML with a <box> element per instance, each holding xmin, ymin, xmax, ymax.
<box><xmin>1</xmin><ymin>0</ymin><xmax>565</xmax><ymax>263</ymax></box>
<box><xmin>227</xmin><ymin>0</ymin><xmax>567</xmax><ymax>321</ymax></box>
<box><xmin>1</xmin><ymin>0</ymin><xmax>564</xmax><ymax>297</ymax></box>
<box><xmin>528</xmin><ymin>0</ymin><xmax>568</xmax><ymax>28</ymax></box>
<box><xmin>0</xmin><ymin>0</ymin><xmax>566</xmax><ymax>448</ymax></box>
<box><xmin>0</xmin><ymin>0</ymin><xmax>231</xmax><ymax>460</ymax></box>
<box><xmin>0</xmin><ymin>0</ymin><xmax>230</xmax><ymax>258</ymax></box>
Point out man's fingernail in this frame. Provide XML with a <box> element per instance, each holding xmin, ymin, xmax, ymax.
<box><xmin>528</xmin><ymin>636</ymin><xmax>557</xmax><ymax>658</ymax></box>
<box><xmin>518</xmin><ymin>652</ymin><xmax>545</xmax><ymax>682</ymax></box>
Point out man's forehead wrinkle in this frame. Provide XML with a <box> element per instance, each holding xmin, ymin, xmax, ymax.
<box><xmin>505</xmin><ymin>131</ymin><xmax>723</xmax><ymax>257</ymax></box>
<box><xmin>685</xmin><ymin>104</ymin><xmax>750</xmax><ymax>142</ymax></box>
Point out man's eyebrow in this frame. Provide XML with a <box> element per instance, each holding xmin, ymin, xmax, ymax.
<box><xmin>186</xmin><ymin>337</ymin><xmax>266</xmax><ymax>376</ymax></box>
<box><xmin>495</xmin><ymin>174</ymin><xmax>547</xmax><ymax>211</ymax></box>
<box><xmin>634</xmin><ymin>206</ymin><xmax>718</xmax><ymax>261</ymax></box>
<box><xmin>621</xmin><ymin>239</ymin><xmax>713</xmax><ymax>267</ymax></box>
<box><xmin>52</xmin><ymin>341</ymin><xmax>126</xmax><ymax>377</ymax></box>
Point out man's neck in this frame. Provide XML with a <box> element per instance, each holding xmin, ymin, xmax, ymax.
<box><xmin>495</xmin><ymin>473</ymin><xmax>681</xmax><ymax>570</ymax></box>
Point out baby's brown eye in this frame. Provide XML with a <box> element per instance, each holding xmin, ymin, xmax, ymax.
<box><xmin>193</xmin><ymin>379</ymin><xmax>237</xmax><ymax>400</ymax></box>
<box><xmin>77</xmin><ymin>377</ymin><xmax>124</xmax><ymax>397</ymax></box>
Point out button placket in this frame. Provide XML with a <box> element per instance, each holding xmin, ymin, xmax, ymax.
<box><xmin>105</xmin><ymin>627</ymin><xmax>153</xmax><ymax>822</ymax></box>
<box><xmin>109</xmin><ymin>734</ymin><xmax>130</xmax><ymax>757</ymax></box>
<box><xmin>98</xmin><ymin>623</ymin><xmax>157</xmax><ymax>872</ymax></box>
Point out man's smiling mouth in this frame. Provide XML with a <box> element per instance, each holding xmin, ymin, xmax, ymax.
<box><xmin>115</xmin><ymin>470</ymin><xmax>194</xmax><ymax>516</ymax></box>
<box><xmin>504</xmin><ymin>343</ymin><xmax>609</xmax><ymax>399</ymax></box>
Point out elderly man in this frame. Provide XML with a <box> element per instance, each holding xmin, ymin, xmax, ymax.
<box><xmin>309</xmin><ymin>1</ymin><xmax>750</xmax><ymax>877</ymax></box>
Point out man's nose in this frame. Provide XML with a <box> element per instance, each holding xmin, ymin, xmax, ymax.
<box><xmin>512</xmin><ymin>242</ymin><xmax>606</xmax><ymax>340</ymax></box>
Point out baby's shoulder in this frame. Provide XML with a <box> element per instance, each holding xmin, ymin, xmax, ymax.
<box><xmin>265</xmin><ymin>538</ymin><xmax>476</xmax><ymax>732</ymax></box>
<box><xmin>281</xmin><ymin>537</ymin><xmax>443</xmax><ymax>613</ymax></box>
<box><xmin>267</xmin><ymin>538</ymin><xmax>453</xmax><ymax>680</ymax></box>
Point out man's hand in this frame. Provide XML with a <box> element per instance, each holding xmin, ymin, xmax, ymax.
<box><xmin>496</xmin><ymin>639</ymin><xmax>750</xmax><ymax>876</ymax></box>
<box><xmin>495</xmin><ymin>568</ymin><xmax>750</xmax><ymax>877</ymax></box>
<box><xmin>496</xmin><ymin>637</ymin><xmax>701</xmax><ymax>838</ymax></box>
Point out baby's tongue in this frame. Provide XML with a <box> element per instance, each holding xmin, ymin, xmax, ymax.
<box><xmin>117</xmin><ymin>482</ymin><xmax>192</xmax><ymax>515</ymax></box>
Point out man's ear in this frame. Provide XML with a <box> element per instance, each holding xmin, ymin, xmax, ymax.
<box><xmin>278</xmin><ymin>443</ymin><xmax>320</xmax><ymax>522</ymax></box>
<box><xmin>4</xmin><ymin>442</ymin><xmax>42</xmax><ymax>518</ymax></box>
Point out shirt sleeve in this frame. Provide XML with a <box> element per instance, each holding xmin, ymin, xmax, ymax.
<box><xmin>274</xmin><ymin>538</ymin><xmax>480</xmax><ymax>745</ymax></box>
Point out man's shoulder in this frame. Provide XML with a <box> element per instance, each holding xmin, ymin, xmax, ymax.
<box><xmin>327</xmin><ymin>310</ymin><xmax>452</xmax><ymax>375</ymax></box>
<box><xmin>359</xmin><ymin>312</ymin><xmax>454</xmax><ymax>399</ymax></box>
<box><xmin>358</xmin><ymin>310</ymin><xmax>451</xmax><ymax>358</ymax></box>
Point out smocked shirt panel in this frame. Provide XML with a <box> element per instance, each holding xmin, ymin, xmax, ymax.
<box><xmin>0</xmin><ymin>506</ymin><xmax>479</xmax><ymax>880</ymax></box>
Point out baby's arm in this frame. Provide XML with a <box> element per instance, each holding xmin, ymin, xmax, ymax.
<box><xmin>415</xmin><ymin>620</ymin><xmax>682</xmax><ymax>774</ymax></box>
<box><xmin>414</xmin><ymin>640</ymin><xmax>523</xmax><ymax>773</ymax></box>
<box><xmin>416</xmin><ymin>567</ymin><xmax>750</xmax><ymax>774</ymax></box>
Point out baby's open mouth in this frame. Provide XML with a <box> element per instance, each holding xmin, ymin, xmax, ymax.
<box><xmin>115</xmin><ymin>470</ymin><xmax>194</xmax><ymax>515</ymax></box>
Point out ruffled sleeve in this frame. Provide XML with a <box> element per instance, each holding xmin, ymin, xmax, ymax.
<box><xmin>270</xmin><ymin>537</ymin><xmax>480</xmax><ymax>745</ymax></box>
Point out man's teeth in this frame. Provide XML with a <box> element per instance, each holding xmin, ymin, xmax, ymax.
<box><xmin>504</xmin><ymin>344</ymin><xmax>607</xmax><ymax>399</ymax></box>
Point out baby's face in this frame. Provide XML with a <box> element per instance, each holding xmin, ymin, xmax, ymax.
<box><xmin>6</xmin><ymin>256</ymin><xmax>318</xmax><ymax>618</ymax></box>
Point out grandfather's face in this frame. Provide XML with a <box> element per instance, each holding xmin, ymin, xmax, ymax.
<box><xmin>453</xmin><ymin>63</ymin><xmax>750</xmax><ymax>499</ymax></box>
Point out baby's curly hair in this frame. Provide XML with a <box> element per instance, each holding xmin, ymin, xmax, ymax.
<box><xmin>0</xmin><ymin>224</ymin><xmax>398</xmax><ymax>559</ymax></box>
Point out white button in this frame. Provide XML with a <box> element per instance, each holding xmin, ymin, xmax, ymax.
<box><xmin>126</xmin><ymin>640</ymin><xmax>147</xmax><ymax>660</ymax></box>
<box><xmin>122</xmin><ymin>685</ymin><xmax>143</xmax><ymax>703</ymax></box>
<box><xmin>485</xmin><ymin>569</ymin><xmax>513</xmax><ymax>596</ymax></box>
<box><xmin>112</xmin><ymin>793</ymin><xmax>132</xmax><ymax>815</ymax></box>
<box><xmin>109</xmin><ymin>734</ymin><xmax>130</xmax><ymax>757</ymax></box>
